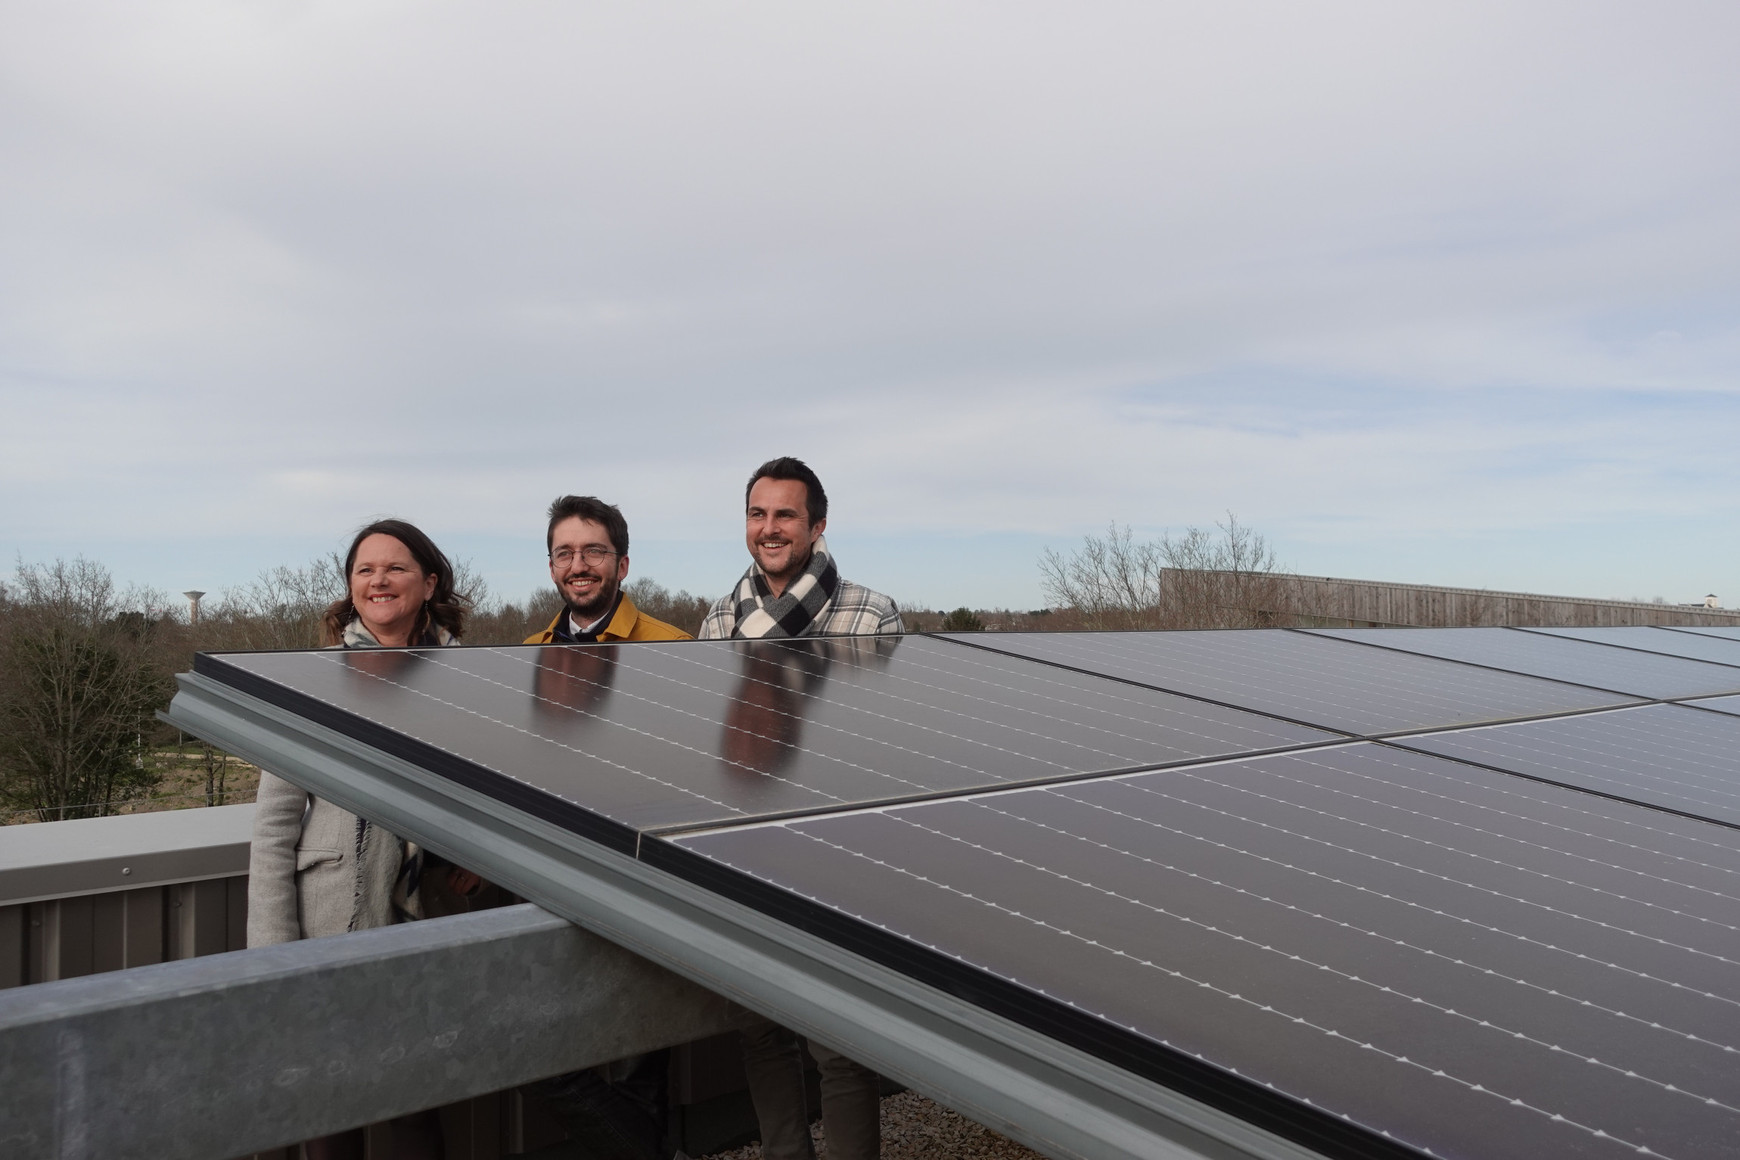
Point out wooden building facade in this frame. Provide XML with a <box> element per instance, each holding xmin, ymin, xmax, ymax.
<box><xmin>1164</xmin><ymin>569</ymin><xmax>1740</xmax><ymax>629</ymax></box>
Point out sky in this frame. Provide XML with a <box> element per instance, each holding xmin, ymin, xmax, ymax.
<box><xmin>3</xmin><ymin>2</ymin><xmax>1738</xmax><ymax>614</ymax></box>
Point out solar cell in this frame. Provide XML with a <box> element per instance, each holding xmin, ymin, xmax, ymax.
<box><xmin>1520</xmin><ymin>626</ymin><xmax>1740</xmax><ymax>668</ymax></box>
<box><xmin>940</xmin><ymin>630</ymin><xmax>1636</xmax><ymax>735</ymax></box>
<box><xmin>666</xmin><ymin>743</ymin><xmax>1740</xmax><ymax>1160</ymax></box>
<box><xmin>196</xmin><ymin>636</ymin><xmax>1333</xmax><ymax>840</ymax></box>
<box><xmin>1684</xmin><ymin>695</ymin><xmax>1740</xmax><ymax>718</ymax></box>
<box><xmin>1401</xmin><ymin>704</ymin><xmax>1740</xmax><ymax>827</ymax></box>
<box><xmin>1309</xmin><ymin>626</ymin><xmax>1740</xmax><ymax>700</ymax></box>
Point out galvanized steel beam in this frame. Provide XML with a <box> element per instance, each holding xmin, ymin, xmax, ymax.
<box><xmin>0</xmin><ymin>903</ymin><xmax>740</xmax><ymax>1160</ymax></box>
<box><xmin>162</xmin><ymin>670</ymin><xmax>1328</xmax><ymax>1160</ymax></box>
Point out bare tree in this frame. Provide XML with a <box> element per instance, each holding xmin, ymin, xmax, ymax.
<box><xmin>1040</xmin><ymin>514</ymin><xmax>1296</xmax><ymax>630</ymax></box>
<box><xmin>1039</xmin><ymin>524</ymin><xmax>1167</xmax><ymax>631</ymax></box>
<box><xmin>624</xmin><ymin>578</ymin><xmax>714</xmax><ymax>639</ymax></box>
<box><xmin>199</xmin><ymin>555</ymin><xmax>345</xmax><ymax>651</ymax></box>
<box><xmin>199</xmin><ymin>742</ymin><xmax>231</xmax><ymax>807</ymax></box>
<box><xmin>0</xmin><ymin>559</ymin><xmax>171</xmax><ymax>820</ymax></box>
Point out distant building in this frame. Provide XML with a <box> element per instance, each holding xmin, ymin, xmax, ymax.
<box><xmin>1167</xmin><ymin>569</ymin><xmax>1740</xmax><ymax>628</ymax></box>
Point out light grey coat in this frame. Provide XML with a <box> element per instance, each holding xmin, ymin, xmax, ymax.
<box><xmin>246</xmin><ymin>771</ymin><xmax>406</xmax><ymax>946</ymax></box>
<box><xmin>245</xmin><ymin>618</ymin><xmax>448</xmax><ymax>947</ymax></box>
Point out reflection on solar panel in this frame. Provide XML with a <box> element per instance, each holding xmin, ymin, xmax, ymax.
<box><xmin>1401</xmin><ymin>704</ymin><xmax>1740</xmax><ymax>827</ymax></box>
<box><xmin>1521</xmin><ymin>626</ymin><xmax>1740</xmax><ymax>667</ymax></box>
<box><xmin>1310</xmin><ymin>626</ymin><xmax>1740</xmax><ymax>700</ymax></box>
<box><xmin>940</xmin><ymin>630</ymin><xmax>1636</xmax><ymax>734</ymax></box>
<box><xmin>196</xmin><ymin>635</ymin><xmax>1333</xmax><ymax>839</ymax></box>
<box><xmin>1684</xmin><ymin>695</ymin><xmax>1740</xmax><ymax>718</ymax></box>
<box><xmin>667</xmin><ymin>742</ymin><xmax>1740</xmax><ymax>1160</ymax></box>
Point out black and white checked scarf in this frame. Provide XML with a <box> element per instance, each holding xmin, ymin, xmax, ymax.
<box><xmin>728</xmin><ymin>535</ymin><xmax>841</xmax><ymax>639</ymax></box>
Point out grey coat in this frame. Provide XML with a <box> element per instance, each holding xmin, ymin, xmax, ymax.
<box><xmin>246</xmin><ymin>771</ymin><xmax>407</xmax><ymax>946</ymax></box>
<box><xmin>245</xmin><ymin>618</ymin><xmax>448</xmax><ymax>947</ymax></box>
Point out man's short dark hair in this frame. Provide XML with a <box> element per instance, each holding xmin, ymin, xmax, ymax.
<box><xmin>546</xmin><ymin>496</ymin><xmax>629</xmax><ymax>557</ymax></box>
<box><xmin>746</xmin><ymin>457</ymin><xmax>828</xmax><ymax>526</ymax></box>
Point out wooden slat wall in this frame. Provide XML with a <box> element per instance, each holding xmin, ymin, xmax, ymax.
<box><xmin>1162</xmin><ymin>570</ymin><xmax>1740</xmax><ymax>629</ymax></box>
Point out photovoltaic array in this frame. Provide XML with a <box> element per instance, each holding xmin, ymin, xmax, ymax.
<box><xmin>1667</xmin><ymin>626</ymin><xmax>1740</xmax><ymax>642</ymax></box>
<box><xmin>1307</xmin><ymin>626</ymin><xmax>1740</xmax><ymax>700</ymax></box>
<box><xmin>671</xmin><ymin>744</ymin><xmax>1740</xmax><ymax>1160</ymax></box>
<box><xmin>1401</xmin><ymin>704</ymin><xmax>1740</xmax><ymax>826</ymax></box>
<box><xmin>200</xmin><ymin>635</ymin><xmax>1333</xmax><ymax>838</ymax></box>
<box><xmin>1521</xmin><ymin>625</ymin><xmax>1740</xmax><ymax>667</ymax></box>
<box><xmin>935</xmin><ymin>628</ymin><xmax>1639</xmax><ymax>733</ymax></box>
<box><xmin>199</xmin><ymin>625</ymin><xmax>1740</xmax><ymax>1160</ymax></box>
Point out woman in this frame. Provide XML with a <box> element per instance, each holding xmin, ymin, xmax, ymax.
<box><xmin>247</xmin><ymin>519</ymin><xmax>472</xmax><ymax>1160</ymax></box>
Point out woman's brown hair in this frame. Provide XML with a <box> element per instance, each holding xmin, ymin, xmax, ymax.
<box><xmin>320</xmin><ymin>519</ymin><xmax>470</xmax><ymax>646</ymax></box>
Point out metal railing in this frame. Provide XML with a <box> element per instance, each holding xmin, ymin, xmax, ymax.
<box><xmin>1</xmin><ymin>804</ymin><xmax>254</xmax><ymax>988</ymax></box>
<box><xmin>0</xmin><ymin>806</ymin><xmax>763</xmax><ymax>1160</ymax></box>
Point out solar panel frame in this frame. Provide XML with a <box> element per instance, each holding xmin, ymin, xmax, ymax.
<box><xmin>664</xmin><ymin>742</ymin><xmax>1740</xmax><ymax>1160</ymax></box>
<box><xmin>1518</xmin><ymin>626</ymin><xmax>1740</xmax><ymax>668</ymax></box>
<box><xmin>1307</xmin><ymin>626</ymin><xmax>1740</xmax><ymax>700</ymax></box>
<box><xmin>939</xmin><ymin>629</ymin><xmax>1640</xmax><ymax>735</ymax></box>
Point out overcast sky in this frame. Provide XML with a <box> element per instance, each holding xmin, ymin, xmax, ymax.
<box><xmin>3</xmin><ymin>2</ymin><xmax>1738</xmax><ymax>612</ymax></box>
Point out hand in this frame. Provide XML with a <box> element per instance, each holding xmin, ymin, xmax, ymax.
<box><xmin>446</xmin><ymin>867</ymin><xmax>482</xmax><ymax>897</ymax></box>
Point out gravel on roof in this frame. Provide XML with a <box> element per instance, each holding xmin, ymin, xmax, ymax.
<box><xmin>697</xmin><ymin>1089</ymin><xmax>1047</xmax><ymax>1160</ymax></box>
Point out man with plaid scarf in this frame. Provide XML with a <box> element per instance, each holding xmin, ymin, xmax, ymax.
<box><xmin>700</xmin><ymin>456</ymin><xmax>900</xmax><ymax>1160</ymax></box>
<box><xmin>698</xmin><ymin>456</ymin><xmax>902</xmax><ymax>641</ymax></box>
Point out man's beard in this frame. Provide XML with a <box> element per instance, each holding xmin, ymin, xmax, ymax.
<box><xmin>565</xmin><ymin>574</ymin><xmax>621</xmax><ymax>622</ymax></box>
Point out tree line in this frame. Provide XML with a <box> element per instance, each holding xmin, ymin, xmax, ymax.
<box><xmin>0</xmin><ymin>557</ymin><xmax>715</xmax><ymax>823</ymax></box>
<box><xmin>0</xmin><ymin>517</ymin><xmax>1288</xmax><ymax>823</ymax></box>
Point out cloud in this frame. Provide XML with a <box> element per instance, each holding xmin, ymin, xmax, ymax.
<box><xmin>2</xmin><ymin>2</ymin><xmax>1739</xmax><ymax>605</ymax></box>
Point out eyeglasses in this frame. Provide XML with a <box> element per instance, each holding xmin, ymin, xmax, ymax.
<box><xmin>550</xmin><ymin>546</ymin><xmax>618</xmax><ymax>568</ymax></box>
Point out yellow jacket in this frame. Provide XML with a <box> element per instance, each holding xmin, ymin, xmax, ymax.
<box><xmin>523</xmin><ymin>594</ymin><xmax>691</xmax><ymax>644</ymax></box>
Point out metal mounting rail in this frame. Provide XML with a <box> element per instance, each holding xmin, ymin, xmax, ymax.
<box><xmin>0</xmin><ymin>904</ymin><xmax>739</xmax><ymax>1159</ymax></box>
<box><xmin>159</xmin><ymin>670</ymin><xmax>1328</xmax><ymax>1160</ymax></box>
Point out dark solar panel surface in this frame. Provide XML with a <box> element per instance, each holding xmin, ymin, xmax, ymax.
<box><xmin>1521</xmin><ymin>626</ymin><xmax>1740</xmax><ymax>668</ymax></box>
<box><xmin>1402</xmin><ymin>704</ymin><xmax>1740</xmax><ymax>827</ymax></box>
<box><xmin>672</xmin><ymin>743</ymin><xmax>1740</xmax><ymax>1160</ymax></box>
<box><xmin>941</xmin><ymin>630</ymin><xmax>1636</xmax><ymax>735</ymax></box>
<box><xmin>1665</xmin><ymin>626</ymin><xmax>1740</xmax><ymax>641</ymax></box>
<box><xmin>198</xmin><ymin>636</ymin><xmax>1333</xmax><ymax>834</ymax></box>
<box><xmin>1310</xmin><ymin>627</ymin><xmax>1740</xmax><ymax>700</ymax></box>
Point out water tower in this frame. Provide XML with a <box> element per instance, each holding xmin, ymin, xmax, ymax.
<box><xmin>183</xmin><ymin>590</ymin><xmax>206</xmax><ymax>624</ymax></box>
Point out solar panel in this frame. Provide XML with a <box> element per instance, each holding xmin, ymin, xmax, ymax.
<box><xmin>196</xmin><ymin>636</ymin><xmax>1334</xmax><ymax>841</ymax></box>
<box><xmin>940</xmin><ymin>630</ymin><xmax>1636</xmax><ymax>735</ymax></box>
<box><xmin>664</xmin><ymin>742</ymin><xmax>1740</xmax><ymax>1160</ymax></box>
<box><xmin>1663</xmin><ymin>626</ymin><xmax>1740</xmax><ymax>641</ymax></box>
<box><xmin>1684</xmin><ymin>696</ymin><xmax>1740</xmax><ymax>718</ymax></box>
<box><xmin>1520</xmin><ymin>626</ymin><xmax>1740</xmax><ymax>668</ymax></box>
<box><xmin>1308</xmin><ymin>627</ymin><xmax>1740</xmax><ymax>700</ymax></box>
<box><xmin>1400</xmin><ymin>704</ymin><xmax>1740</xmax><ymax>827</ymax></box>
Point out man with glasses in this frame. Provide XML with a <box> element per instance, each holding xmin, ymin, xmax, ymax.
<box><xmin>522</xmin><ymin>495</ymin><xmax>686</xmax><ymax>1160</ymax></box>
<box><xmin>526</xmin><ymin>495</ymin><xmax>689</xmax><ymax>644</ymax></box>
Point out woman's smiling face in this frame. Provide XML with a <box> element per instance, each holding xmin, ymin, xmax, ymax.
<box><xmin>349</xmin><ymin>533</ymin><xmax>437</xmax><ymax>646</ymax></box>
